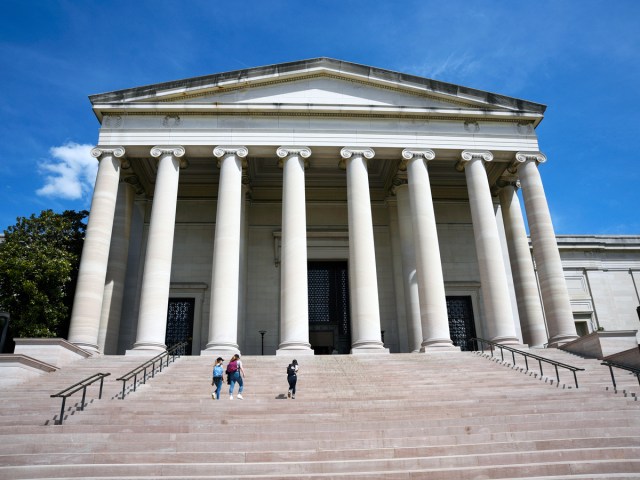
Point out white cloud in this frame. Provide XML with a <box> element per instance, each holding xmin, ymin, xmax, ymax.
<box><xmin>36</xmin><ymin>143</ymin><xmax>97</xmax><ymax>200</ymax></box>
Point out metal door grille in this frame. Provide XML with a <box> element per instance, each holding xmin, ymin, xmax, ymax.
<box><xmin>165</xmin><ymin>298</ymin><xmax>194</xmax><ymax>354</ymax></box>
<box><xmin>308</xmin><ymin>261</ymin><xmax>351</xmax><ymax>353</ymax></box>
<box><xmin>446</xmin><ymin>296</ymin><xmax>477</xmax><ymax>351</ymax></box>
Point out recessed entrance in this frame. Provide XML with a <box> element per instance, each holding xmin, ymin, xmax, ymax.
<box><xmin>446</xmin><ymin>296</ymin><xmax>477</xmax><ymax>351</ymax></box>
<box><xmin>165</xmin><ymin>298</ymin><xmax>195</xmax><ymax>355</ymax></box>
<box><xmin>307</xmin><ymin>261</ymin><xmax>352</xmax><ymax>354</ymax></box>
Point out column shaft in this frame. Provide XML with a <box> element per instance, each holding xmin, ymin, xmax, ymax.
<box><xmin>459</xmin><ymin>151</ymin><xmax>519</xmax><ymax>345</ymax></box>
<box><xmin>205</xmin><ymin>147</ymin><xmax>248</xmax><ymax>354</ymax></box>
<box><xmin>403</xmin><ymin>149</ymin><xmax>454</xmax><ymax>350</ymax></box>
<box><xmin>515</xmin><ymin>153</ymin><xmax>577</xmax><ymax>346</ymax></box>
<box><xmin>395</xmin><ymin>184</ymin><xmax>423</xmax><ymax>352</ymax></box>
<box><xmin>98</xmin><ymin>180</ymin><xmax>136</xmax><ymax>354</ymax></box>
<box><xmin>277</xmin><ymin>147</ymin><xmax>312</xmax><ymax>354</ymax></box>
<box><xmin>499</xmin><ymin>181</ymin><xmax>548</xmax><ymax>346</ymax></box>
<box><xmin>68</xmin><ymin>147</ymin><xmax>125</xmax><ymax>352</ymax></box>
<box><xmin>132</xmin><ymin>146</ymin><xmax>185</xmax><ymax>352</ymax></box>
<box><xmin>340</xmin><ymin>148</ymin><xmax>387</xmax><ymax>353</ymax></box>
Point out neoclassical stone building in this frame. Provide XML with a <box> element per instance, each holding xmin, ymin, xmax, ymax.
<box><xmin>67</xmin><ymin>58</ymin><xmax>585</xmax><ymax>356</ymax></box>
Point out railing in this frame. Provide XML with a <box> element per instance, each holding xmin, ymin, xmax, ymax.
<box><xmin>50</xmin><ymin>372</ymin><xmax>110</xmax><ymax>425</ymax></box>
<box><xmin>116</xmin><ymin>342</ymin><xmax>187</xmax><ymax>399</ymax></box>
<box><xmin>472</xmin><ymin>337</ymin><xmax>585</xmax><ymax>389</ymax></box>
<box><xmin>601</xmin><ymin>360</ymin><xmax>640</xmax><ymax>393</ymax></box>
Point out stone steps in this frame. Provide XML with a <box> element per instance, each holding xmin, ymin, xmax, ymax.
<box><xmin>1</xmin><ymin>350</ymin><xmax>639</xmax><ymax>478</ymax></box>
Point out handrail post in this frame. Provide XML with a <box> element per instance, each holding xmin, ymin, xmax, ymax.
<box><xmin>573</xmin><ymin>369</ymin><xmax>579</xmax><ymax>389</ymax></box>
<box><xmin>121</xmin><ymin>380</ymin><xmax>126</xmax><ymax>400</ymax></box>
<box><xmin>538</xmin><ymin>358</ymin><xmax>543</xmax><ymax>377</ymax></box>
<box><xmin>608</xmin><ymin>364</ymin><xmax>618</xmax><ymax>392</ymax></box>
<box><xmin>511</xmin><ymin>350</ymin><xmax>516</xmax><ymax>365</ymax></box>
<box><xmin>499</xmin><ymin>346</ymin><xmax>504</xmax><ymax>362</ymax></box>
<box><xmin>554</xmin><ymin>364</ymin><xmax>560</xmax><ymax>387</ymax></box>
<box><xmin>133</xmin><ymin>373</ymin><xmax>138</xmax><ymax>392</ymax></box>
<box><xmin>99</xmin><ymin>376</ymin><xmax>105</xmax><ymax>399</ymax></box>
<box><xmin>524</xmin><ymin>355</ymin><xmax>529</xmax><ymax>371</ymax></box>
<box><xmin>58</xmin><ymin>397</ymin><xmax>66</xmax><ymax>425</ymax></box>
<box><xmin>80</xmin><ymin>385</ymin><xmax>87</xmax><ymax>411</ymax></box>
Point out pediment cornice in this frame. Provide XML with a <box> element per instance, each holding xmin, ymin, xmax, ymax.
<box><xmin>89</xmin><ymin>58</ymin><xmax>546</xmax><ymax>122</ymax></box>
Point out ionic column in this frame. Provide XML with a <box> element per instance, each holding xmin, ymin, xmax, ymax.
<box><xmin>98</xmin><ymin>176</ymin><xmax>141</xmax><ymax>354</ymax></box>
<box><xmin>402</xmin><ymin>149</ymin><xmax>455</xmax><ymax>350</ymax></box>
<box><xmin>457</xmin><ymin>150</ymin><xmax>519</xmax><ymax>345</ymax></box>
<box><xmin>393</xmin><ymin>178</ymin><xmax>423</xmax><ymax>352</ymax></box>
<box><xmin>340</xmin><ymin>147</ymin><xmax>388</xmax><ymax>353</ymax></box>
<box><xmin>68</xmin><ymin>146</ymin><xmax>126</xmax><ymax>353</ymax></box>
<box><xmin>498</xmin><ymin>178</ymin><xmax>548</xmax><ymax>346</ymax></box>
<box><xmin>512</xmin><ymin>152</ymin><xmax>577</xmax><ymax>346</ymax></box>
<box><xmin>131</xmin><ymin>146</ymin><xmax>186</xmax><ymax>352</ymax></box>
<box><xmin>204</xmin><ymin>146</ymin><xmax>248</xmax><ymax>355</ymax></box>
<box><xmin>276</xmin><ymin>147</ymin><xmax>313</xmax><ymax>355</ymax></box>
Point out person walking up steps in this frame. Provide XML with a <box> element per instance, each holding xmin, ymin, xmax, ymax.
<box><xmin>287</xmin><ymin>359</ymin><xmax>298</xmax><ymax>399</ymax></box>
<box><xmin>227</xmin><ymin>354</ymin><xmax>245</xmax><ymax>400</ymax></box>
<box><xmin>211</xmin><ymin>357</ymin><xmax>224</xmax><ymax>400</ymax></box>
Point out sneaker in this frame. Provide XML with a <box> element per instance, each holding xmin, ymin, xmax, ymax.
<box><xmin>211</xmin><ymin>393</ymin><xmax>215</xmax><ymax>399</ymax></box>
<box><xmin>287</xmin><ymin>390</ymin><xmax>291</xmax><ymax>398</ymax></box>
<box><xmin>237</xmin><ymin>394</ymin><xmax>243</xmax><ymax>400</ymax></box>
<box><xmin>292</xmin><ymin>395</ymin><xmax>295</xmax><ymax>399</ymax></box>
<box><xmin>229</xmin><ymin>395</ymin><xmax>233</xmax><ymax>400</ymax></box>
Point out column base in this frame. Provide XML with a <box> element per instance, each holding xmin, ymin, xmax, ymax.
<box><xmin>547</xmin><ymin>334</ymin><xmax>579</xmax><ymax>348</ymax></box>
<box><xmin>125</xmin><ymin>349</ymin><xmax>163</xmax><ymax>357</ymax></box>
<box><xmin>420</xmin><ymin>338</ymin><xmax>456</xmax><ymax>350</ymax></box>
<box><xmin>276</xmin><ymin>347</ymin><xmax>315</xmax><ymax>356</ymax></box>
<box><xmin>351</xmin><ymin>341</ymin><xmax>389</xmax><ymax>354</ymax></box>
<box><xmin>202</xmin><ymin>342</ymin><xmax>240</xmax><ymax>358</ymax></box>
<box><xmin>489</xmin><ymin>335</ymin><xmax>522</xmax><ymax>346</ymax></box>
<box><xmin>131</xmin><ymin>341</ymin><xmax>166</xmax><ymax>352</ymax></box>
<box><xmin>420</xmin><ymin>345</ymin><xmax>461</xmax><ymax>353</ymax></box>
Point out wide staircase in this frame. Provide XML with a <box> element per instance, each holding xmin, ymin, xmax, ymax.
<box><xmin>1</xmin><ymin>349</ymin><xmax>640</xmax><ymax>479</ymax></box>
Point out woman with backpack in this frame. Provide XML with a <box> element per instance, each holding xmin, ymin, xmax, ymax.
<box><xmin>287</xmin><ymin>359</ymin><xmax>298</xmax><ymax>399</ymax></box>
<box><xmin>211</xmin><ymin>357</ymin><xmax>224</xmax><ymax>400</ymax></box>
<box><xmin>227</xmin><ymin>353</ymin><xmax>245</xmax><ymax>400</ymax></box>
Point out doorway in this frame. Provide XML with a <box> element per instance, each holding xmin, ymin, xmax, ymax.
<box><xmin>446</xmin><ymin>296</ymin><xmax>477</xmax><ymax>351</ymax></box>
<box><xmin>307</xmin><ymin>261</ymin><xmax>352</xmax><ymax>354</ymax></box>
<box><xmin>165</xmin><ymin>298</ymin><xmax>195</xmax><ymax>355</ymax></box>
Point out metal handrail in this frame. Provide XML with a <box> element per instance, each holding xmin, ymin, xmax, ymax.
<box><xmin>472</xmin><ymin>337</ymin><xmax>585</xmax><ymax>388</ymax></box>
<box><xmin>50</xmin><ymin>372</ymin><xmax>110</xmax><ymax>425</ymax></box>
<box><xmin>601</xmin><ymin>360</ymin><xmax>640</xmax><ymax>392</ymax></box>
<box><xmin>116</xmin><ymin>342</ymin><xmax>187</xmax><ymax>399</ymax></box>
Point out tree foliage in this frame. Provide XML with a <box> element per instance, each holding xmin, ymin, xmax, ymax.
<box><xmin>0</xmin><ymin>210</ymin><xmax>87</xmax><ymax>338</ymax></box>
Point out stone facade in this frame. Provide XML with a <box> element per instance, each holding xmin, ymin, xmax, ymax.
<box><xmin>64</xmin><ymin>58</ymin><xmax>636</xmax><ymax>356</ymax></box>
<box><xmin>554</xmin><ymin>236</ymin><xmax>640</xmax><ymax>340</ymax></box>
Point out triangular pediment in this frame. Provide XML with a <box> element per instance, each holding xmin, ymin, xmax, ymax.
<box><xmin>90</xmin><ymin>58</ymin><xmax>545</xmax><ymax>121</ymax></box>
<box><xmin>173</xmin><ymin>75</ymin><xmax>467</xmax><ymax>109</ymax></box>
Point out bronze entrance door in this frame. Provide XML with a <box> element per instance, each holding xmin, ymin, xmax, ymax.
<box><xmin>165</xmin><ymin>298</ymin><xmax>195</xmax><ymax>355</ymax></box>
<box><xmin>307</xmin><ymin>261</ymin><xmax>352</xmax><ymax>354</ymax></box>
<box><xmin>446</xmin><ymin>296</ymin><xmax>477</xmax><ymax>351</ymax></box>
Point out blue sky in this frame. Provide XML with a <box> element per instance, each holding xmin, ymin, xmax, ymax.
<box><xmin>1</xmin><ymin>0</ymin><xmax>638</xmax><ymax>234</ymax></box>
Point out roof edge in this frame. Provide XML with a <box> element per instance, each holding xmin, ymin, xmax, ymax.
<box><xmin>89</xmin><ymin>57</ymin><xmax>546</xmax><ymax>114</ymax></box>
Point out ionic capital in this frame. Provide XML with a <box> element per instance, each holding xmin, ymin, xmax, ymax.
<box><xmin>213</xmin><ymin>146</ymin><xmax>249</xmax><ymax>159</ymax></box>
<box><xmin>399</xmin><ymin>148</ymin><xmax>435</xmax><ymax>170</ymax></box>
<box><xmin>339</xmin><ymin>147</ymin><xmax>375</xmax><ymax>169</ymax></box>
<box><xmin>456</xmin><ymin>150</ymin><xmax>494</xmax><ymax>171</ymax></box>
<box><xmin>150</xmin><ymin>145</ymin><xmax>188</xmax><ymax>169</ymax></box>
<box><xmin>509</xmin><ymin>151</ymin><xmax>547</xmax><ymax>172</ymax></box>
<box><xmin>390</xmin><ymin>173</ymin><xmax>409</xmax><ymax>196</ymax></box>
<box><xmin>277</xmin><ymin>146</ymin><xmax>311</xmax><ymax>169</ymax></box>
<box><xmin>91</xmin><ymin>146</ymin><xmax>126</xmax><ymax>159</ymax></box>
<box><xmin>121</xmin><ymin>174</ymin><xmax>145</xmax><ymax>195</ymax></box>
<box><xmin>213</xmin><ymin>146</ymin><xmax>248</xmax><ymax>169</ymax></box>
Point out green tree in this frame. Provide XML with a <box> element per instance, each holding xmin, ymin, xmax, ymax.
<box><xmin>0</xmin><ymin>210</ymin><xmax>87</xmax><ymax>338</ymax></box>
